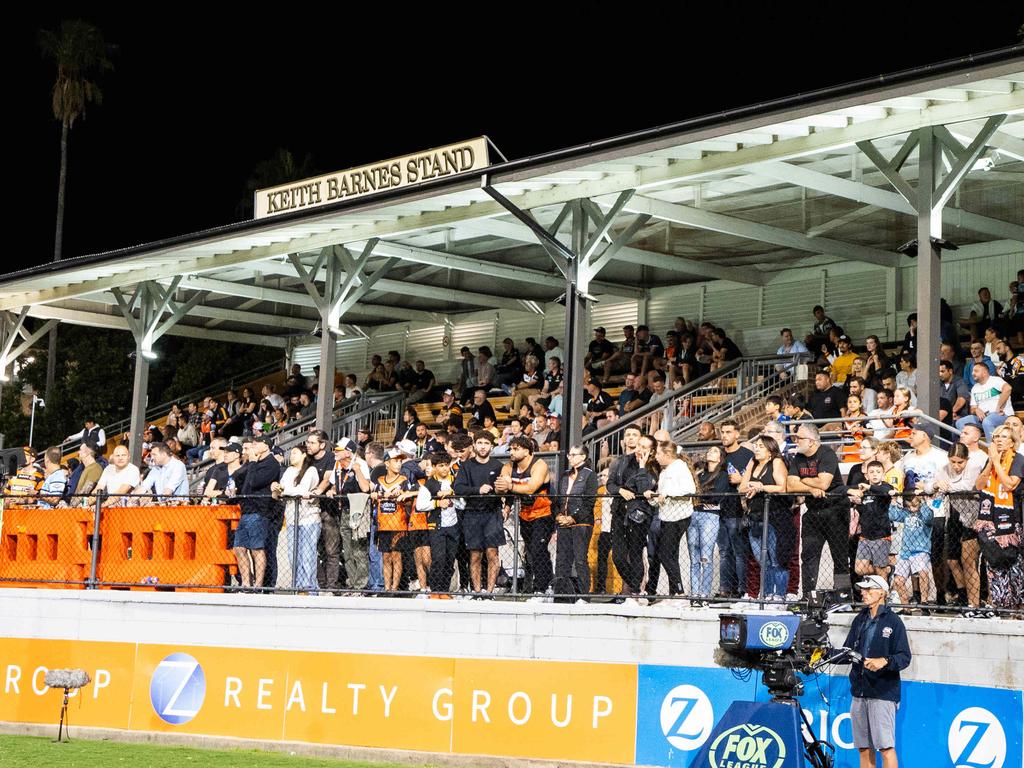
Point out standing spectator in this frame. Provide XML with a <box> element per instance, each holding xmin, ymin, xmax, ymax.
<box><xmin>607</xmin><ymin>429</ymin><xmax>654</xmax><ymax>599</ymax></box>
<box><xmin>934</xmin><ymin>443</ymin><xmax>984</xmax><ymax>609</ymax></box>
<box><xmin>496</xmin><ymin>436</ymin><xmax>553</xmax><ymax>597</ymax></box>
<box><xmin>304</xmin><ymin>431</ymin><xmax>339</xmax><ymax>592</ymax></box>
<box><xmin>369</xmin><ymin>447</ymin><xmax>418</xmax><ymax>593</ymax></box>
<box><xmin>843</xmin><ymin>574</ymin><xmax>912</xmax><ymax>768</ymax></box>
<box><xmin>454</xmin><ymin>431</ymin><xmax>505</xmax><ymax>594</ymax></box>
<box><xmin>901</xmin><ymin>314</ymin><xmax>918</xmax><ymax>364</ymax></box>
<box><xmin>200</xmin><ymin>437</ymin><xmax>230</xmax><ymax>498</ymax></box>
<box><xmin>416</xmin><ymin>453</ymin><xmax>460</xmax><ymax>596</ymax></box>
<box><xmin>718</xmin><ymin>420</ymin><xmax>753</xmax><ymax>598</ymax></box>
<box><xmin>320</xmin><ymin>437</ymin><xmax>371</xmax><ymax>591</ymax></box>
<box><xmin>847</xmin><ymin>460</ymin><xmax>894</xmax><ymax>584</ymax></box>
<box><xmin>643</xmin><ymin>441</ymin><xmax>695</xmax><ymax>598</ymax></box>
<box><xmin>887</xmin><ymin>494</ymin><xmax>935</xmax><ymax>607</ymax></box>
<box><xmin>956</xmin><ymin>363</ymin><xmax>1013</xmax><ymax>440</ymax></box>
<box><xmin>740</xmin><ymin>436</ymin><xmax>792</xmax><ymax>600</ymax></box>
<box><xmin>694</xmin><ymin>446</ymin><xmax>729</xmax><ymax>598</ymax></box>
<box><xmin>231</xmin><ymin>439</ymin><xmax>281</xmax><ymax>589</ymax></box>
<box><xmin>273</xmin><ymin>446</ymin><xmax>321</xmax><ymax>593</ymax></box>
<box><xmin>787</xmin><ymin>424</ymin><xmax>851</xmax><ymax>594</ymax></box>
<box><xmin>973</xmin><ymin>425</ymin><xmax>1024</xmax><ymax>609</ymax></box>
<box><xmin>456</xmin><ymin>346</ymin><xmax>476</xmax><ymax>397</ymax></box>
<box><xmin>37</xmin><ymin>448</ymin><xmax>68</xmax><ymax>509</ymax></box>
<box><xmin>65</xmin><ymin>417</ymin><xmax>106</xmax><ymax>453</ymax></box>
<box><xmin>554</xmin><ymin>445</ymin><xmax>599</xmax><ymax>598</ymax></box>
<box><xmin>862</xmin><ymin>336</ymin><xmax>890</xmax><ymax>391</ymax></box>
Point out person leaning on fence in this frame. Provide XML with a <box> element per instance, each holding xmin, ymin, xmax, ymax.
<box><xmin>230</xmin><ymin>438</ymin><xmax>282</xmax><ymax>589</ymax></box>
<box><xmin>370</xmin><ymin>446</ymin><xmax>419</xmax><ymax>593</ymax></box>
<box><xmin>454</xmin><ymin>431</ymin><xmax>504</xmax><ymax>595</ymax></box>
<box><xmin>494</xmin><ymin>435</ymin><xmax>553</xmax><ymax>597</ymax></box>
<box><xmin>272</xmin><ymin>446</ymin><xmax>321</xmax><ymax>594</ymax></box>
<box><xmin>887</xmin><ymin>493</ymin><xmax>935</xmax><ymax>609</ymax></box>
<box><xmin>134</xmin><ymin>442</ymin><xmax>188</xmax><ymax>505</ymax></box>
<box><xmin>740</xmin><ymin>435</ymin><xmax>792</xmax><ymax>600</ymax></box>
<box><xmin>416</xmin><ymin>454</ymin><xmax>459</xmax><ymax>598</ymax></box>
<box><xmin>933</xmin><ymin>443</ymin><xmax>983</xmax><ymax>609</ymax></box>
<box><xmin>643</xmin><ymin>441</ymin><xmax>695</xmax><ymax>598</ymax></box>
<box><xmin>320</xmin><ymin>438</ymin><xmax>371</xmax><ymax>592</ymax></box>
<box><xmin>787</xmin><ymin>424</ymin><xmax>852</xmax><ymax>595</ymax></box>
<box><xmin>848</xmin><ymin>460</ymin><xmax>894</xmax><ymax>586</ymax></box>
<box><xmin>973</xmin><ymin>425</ymin><xmax>1024</xmax><ymax>610</ymax></box>
<box><xmin>554</xmin><ymin>446</ymin><xmax>599</xmax><ymax>599</ymax></box>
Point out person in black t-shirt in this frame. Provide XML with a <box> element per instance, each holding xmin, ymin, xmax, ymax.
<box><xmin>602</xmin><ymin>325</ymin><xmax>636</xmax><ymax>380</ymax></box>
<box><xmin>787</xmin><ymin>423</ymin><xmax>850</xmax><ymax>594</ymax></box>
<box><xmin>582</xmin><ymin>381</ymin><xmax>614</xmax><ymax>436</ymax></box>
<box><xmin>630</xmin><ymin>325</ymin><xmax>663</xmax><ymax>377</ymax></box>
<box><xmin>710</xmin><ymin>327</ymin><xmax>742</xmax><ymax>371</ymax></box>
<box><xmin>408</xmin><ymin>360</ymin><xmax>436</xmax><ymax>404</ymax></box>
<box><xmin>586</xmin><ymin>327</ymin><xmax>615</xmax><ymax>378</ymax></box>
<box><xmin>808</xmin><ymin>371</ymin><xmax>843</xmax><ymax>422</ymax></box>
<box><xmin>718</xmin><ymin>420</ymin><xmax>753</xmax><ymax>597</ymax></box>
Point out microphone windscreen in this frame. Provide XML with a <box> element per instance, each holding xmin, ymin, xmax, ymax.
<box><xmin>44</xmin><ymin>669</ymin><xmax>91</xmax><ymax>689</ymax></box>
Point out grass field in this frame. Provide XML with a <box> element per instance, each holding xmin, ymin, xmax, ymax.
<box><xmin>0</xmin><ymin>735</ymin><xmax>428</xmax><ymax>768</ymax></box>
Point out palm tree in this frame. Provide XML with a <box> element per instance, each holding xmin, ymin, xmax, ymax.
<box><xmin>38</xmin><ymin>20</ymin><xmax>113</xmax><ymax>402</ymax></box>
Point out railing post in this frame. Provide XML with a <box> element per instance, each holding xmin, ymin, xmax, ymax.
<box><xmin>291</xmin><ymin>497</ymin><xmax>300</xmax><ymax>592</ymax></box>
<box><xmin>758</xmin><ymin>494</ymin><xmax>770</xmax><ymax>604</ymax></box>
<box><xmin>88</xmin><ymin>491</ymin><xmax>104</xmax><ymax>589</ymax></box>
<box><xmin>511</xmin><ymin>497</ymin><xmax>522</xmax><ymax>597</ymax></box>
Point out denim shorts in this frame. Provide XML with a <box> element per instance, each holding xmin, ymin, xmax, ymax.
<box><xmin>234</xmin><ymin>513</ymin><xmax>270</xmax><ymax>550</ymax></box>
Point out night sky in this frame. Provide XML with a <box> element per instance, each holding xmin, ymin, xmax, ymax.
<box><xmin>11</xmin><ymin>8</ymin><xmax>1024</xmax><ymax>273</ymax></box>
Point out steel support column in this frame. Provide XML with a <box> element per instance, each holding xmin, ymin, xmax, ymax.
<box><xmin>916</xmin><ymin>128</ymin><xmax>942</xmax><ymax>418</ymax></box>
<box><xmin>561</xmin><ymin>201</ymin><xmax>591</xmax><ymax>469</ymax></box>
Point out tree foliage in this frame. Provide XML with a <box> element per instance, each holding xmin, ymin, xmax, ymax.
<box><xmin>38</xmin><ymin>19</ymin><xmax>114</xmax><ymax>129</ymax></box>
<box><xmin>236</xmin><ymin>148</ymin><xmax>316</xmax><ymax>218</ymax></box>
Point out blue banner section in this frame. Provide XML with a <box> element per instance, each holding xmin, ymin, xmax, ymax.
<box><xmin>687</xmin><ymin>701</ymin><xmax>805</xmax><ymax>768</ymax></box>
<box><xmin>636</xmin><ymin>664</ymin><xmax>1023</xmax><ymax>768</ymax></box>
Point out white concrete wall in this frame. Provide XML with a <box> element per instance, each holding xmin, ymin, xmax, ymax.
<box><xmin>1</xmin><ymin>589</ymin><xmax>1021</xmax><ymax>690</ymax></box>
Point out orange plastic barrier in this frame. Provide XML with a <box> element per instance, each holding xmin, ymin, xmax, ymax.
<box><xmin>0</xmin><ymin>505</ymin><xmax>94</xmax><ymax>588</ymax></box>
<box><xmin>96</xmin><ymin>505</ymin><xmax>241</xmax><ymax>592</ymax></box>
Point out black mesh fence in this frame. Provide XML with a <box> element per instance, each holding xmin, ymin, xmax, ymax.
<box><xmin>1</xmin><ymin>489</ymin><xmax>1020</xmax><ymax>614</ymax></box>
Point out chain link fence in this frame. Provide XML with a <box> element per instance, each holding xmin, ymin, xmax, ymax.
<box><xmin>1</xmin><ymin>489</ymin><xmax>1020</xmax><ymax>614</ymax></box>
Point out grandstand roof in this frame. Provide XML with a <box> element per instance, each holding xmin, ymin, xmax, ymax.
<box><xmin>2</xmin><ymin>47</ymin><xmax>1022</xmax><ymax>349</ymax></box>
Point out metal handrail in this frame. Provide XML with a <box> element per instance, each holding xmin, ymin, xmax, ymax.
<box><xmin>59</xmin><ymin>358</ymin><xmax>283</xmax><ymax>456</ymax></box>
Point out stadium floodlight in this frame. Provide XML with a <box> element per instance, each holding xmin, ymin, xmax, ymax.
<box><xmin>141</xmin><ymin>347</ymin><xmax>158</xmax><ymax>360</ymax></box>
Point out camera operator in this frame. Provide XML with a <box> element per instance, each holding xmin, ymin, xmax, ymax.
<box><xmin>843</xmin><ymin>574</ymin><xmax>912</xmax><ymax>768</ymax></box>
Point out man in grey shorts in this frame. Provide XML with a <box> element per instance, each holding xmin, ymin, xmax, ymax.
<box><xmin>843</xmin><ymin>574</ymin><xmax>912</xmax><ymax>768</ymax></box>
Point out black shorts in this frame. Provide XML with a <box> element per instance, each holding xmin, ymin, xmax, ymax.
<box><xmin>462</xmin><ymin>511</ymin><xmax>505</xmax><ymax>551</ymax></box>
<box><xmin>408</xmin><ymin>529</ymin><xmax>429</xmax><ymax>549</ymax></box>
<box><xmin>376</xmin><ymin>530</ymin><xmax>407</xmax><ymax>553</ymax></box>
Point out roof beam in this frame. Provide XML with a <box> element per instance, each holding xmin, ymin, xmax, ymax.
<box><xmin>620</xmin><ymin>194</ymin><xmax>900</xmax><ymax>268</ymax></box>
<box><xmin>753</xmin><ymin>160</ymin><xmax>1024</xmax><ymax>242</ymax></box>
<box><xmin>26</xmin><ymin>305</ymin><xmax>288</xmax><ymax>348</ymax></box>
<box><xmin>1</xmin><ymin>91</ymin><xmax>1019</xmax><ymax>312</ymax></box>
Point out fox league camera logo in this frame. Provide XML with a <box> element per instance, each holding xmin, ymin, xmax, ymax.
<box><xmin>948</xmin><ymin>707</ymin><xmax>1007</xmax><ymax>768</ymax></box>
<box><xmin>660</xmin><ymin>684</ymin><xmax>715</xmax><ymax>751</ymax></box>
<box><xmin>708</xmin><ymin>724</ymin><xmax>786</xmax><ymax>768</ymax></box>
<box><xmin>150</xmin><ymin>653</ymin><xmax>206</xmax><ymax>725</ymax></box>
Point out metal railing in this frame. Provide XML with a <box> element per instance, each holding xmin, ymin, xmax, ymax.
<box><xmin>58</xmin><ymin>358</ymin><xmax>283</xmax><ymax>457</ymax></box>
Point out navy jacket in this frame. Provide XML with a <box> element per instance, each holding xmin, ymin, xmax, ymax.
<box><xmin>842</xmin><ymin>604</ymin><xmax>912</xmax><ymax>703</ymax></box>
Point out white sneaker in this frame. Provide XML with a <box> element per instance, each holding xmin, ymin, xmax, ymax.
<box><xmin>621</xmin><ymin>597</ymin><xmax>641</xmax><ymax>607</ymax></box>
<box><xmin>527</xmin><ymin>595</ymin><xmax>549</xmax><ymax>604</ymax></box>
<box><xmin>575</xmin><ymin>598</ymin><xmax>588</xmax><ymax>605</ymax></box>
<box><xmin>415</xmin><ymin>593</ymin><xmax>430</xmax><ymax>600</ymax></box>
<box><xmin>409</xmin><ymin>580</ymin><xmax>421</xmax><ymax>591</ymax></box>
<box><xmin>888</xmin><ymin>590</ymin><xmax>900</xmax><ymax>604</ymax></box>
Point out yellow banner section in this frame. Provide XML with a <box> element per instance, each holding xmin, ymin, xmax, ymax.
<box><xmin>0</xmin><ymin>639</ymin><xmax>637</xmax><ymax>764</ymax></box>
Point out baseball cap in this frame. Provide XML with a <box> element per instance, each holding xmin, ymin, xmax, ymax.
<box><xmin>594</xmin><ymin>327</ymin><xmax>606</xmax><ymax>334</ymax></box>
<box><xmin>547</xmin><ymin>411</ymin><xmax>561</xmax><ymax>420</ymax></box>
<box><xmin>333</xmin><ymin>437</ymin><xmax>357</xmax><ymax>452</ymax></box>
<box><xmin>396</xmin><ymin>439</ymin><xmax>418</xmax><ymax>456</ymax></box>
<box><xmin>911</xmin><ymin>421</ymin><xmax>937</xmax><ymax>441</ymax></box>
<box><xmin>385</xmin><ymin>446</ymin><xmax>405</xmax><ymax>459</ymax></box>
<box><xmin>443</xmin><ymin>388</ymin><xmax>454</xmax><ymax>396</ymax></box>
<box><xmin>838</xmin><ymin>334</ymin><xmax>851</xmax><ymax>343</ymax></box>
<box><xmin>855</xmin><ymin>575</ymin><xmax>888</xmax><ymax>592</ymax></box>
<box><xmin>223</xmin><ymin>443</ymin><xmax>242</xmax><ymax>455</ymax></box>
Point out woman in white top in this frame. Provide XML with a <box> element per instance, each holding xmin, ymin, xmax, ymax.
<box><xmin>934</xmin><ymin>443</ymin><xmax>984</xmax><ymax>609</ymax></box>
<box><xmin>272</xmin><ymin>446</ymin><xmax>320</xmax><ymax>593</ymax></box>
<box><xmin>644</xmin><ymin>441</ymin><xmax>696</xmax><ymax>596</ymax></box>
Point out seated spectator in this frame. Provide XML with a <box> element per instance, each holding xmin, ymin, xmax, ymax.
<box><xmin>394</xmin><ymin>406</ymin><xmax>419</xmax><ymax>444</ymax></box>
<box><xmin>511</xmin><ymin>356</ymin><xmax>541</xmax><ymax>414</ymax></box>
<box><xmin>469</xmin><ymin>389</ymin><xmax>496</xmax><ymax>428</ymax></box>
<box><xmin>344</xmin><ymin>373</ymin><xmax>362</xmax><ymax>399</ymax></box>
<box><xmin>808</xmin><ymin>371</ymin><xmax>842</xmax><ymax>423</ymax></box>
<box><xmin>956</xmin><ymin>363</ymin><xmax>1013</xmax><ymax>440</ymax></box>
<box><xmin>65</xmin><ymin>417</ymin><xmax>106</xmax><ymax>454</ymax></box>
<box><xmin>844</xmin><ymin>376</ymin><xmax>877</xmax><ymax>414</ymax></box>
<box><xmin>135</xmin><ymin>442</ymin><xmax>189</xmax><ymax>504</ymax></box>
<box><xmin>475</xmin><ymin>349</ymin><xmax>497</xmax><ymax>393</ymax></box>
<box><xmin>583</xmin><ymin>381</ymin><xmax>614</xmax><ymax>435</ymax></box>
<box><xmin>585</xmin><ymin>327</ymin><xmax>615</xmax><ymax>380</ymax></box>
<box><xmin>886</xmin><ymin>387</ymin><xmax>916</xmax><ymax>442</ymax></box>
<box><xmin>36</xmin><ymin>448</ymin><xmax>68</xmax><ymax>509</ymax></box>
<box><xmin>94</xmin><ymin>445</ymin><xmax>141</xmax><ymax>505</ymax></box>
<box><xmin>298</xmin><ymin>391</ymin><xmax>316</xmax><ymax>419</ymax></box>
<box><xmin>984</xmin><ymin>326</ymin><xmax>1003</xmax><ymax>366</ymax></box>
<box><xmin>710</xmin><ymin>327</ymin><xmax>742</xmax><ymax>370</ymax></box>
<box><xmin>64</xmin><ymin>442</ymin><xmax>105</xmax><ymax>503</ymax></box>
<box><xmin>939</xmin><ymin>361</ymin><xmax>970</xmax><ymax>423</ymax></box>
<box><xmin>365</xmin><ymin>362</ymin><xmax>391</xmax><ymax>392</ymax></box>
<box><xmin>408</xmin><ymin>360</ymin><xmax>436</xmax><ymax>404</ymax></box>
<box><xmin>895</xmin><ymin>353</ymin><xmax>918</xmax><ymax>395</ymax></box>
<box><xmin>812</xmin><ymin>305</ymin><xmax>837</xmax><ymax>338</ymax></box>
<box><xmin>261</xmin><ymin>384</ymin><xmax>285</xmax><ymax>410</ymax></box>
<box><xmin>777</xmin><ymin>327</ymin><xmax>809</xmax><ymax>357</ymax></box>
<box><xmin>531</xmin><ymin>413</ymin><xmax>557</xmax><ymax>450</ymax></box>
<box><xmin>826</xmin><ymin>335</ymin><xmax>857</xmax><ymax>383</ymax></box>
<box><xmin>543</xmin><ymin>337</ymin><xmax>564</xmax><ymax>368</ymax></box>
<box><xmin>528</xmin><ymin>357</ymin><xmax>562</xmax><ymax>414</ymax></box>
<box><xmin>880</xmin><ymin>370</ymin><xmax>915</xmax><ymax>407</ymax></box>
<box><xmin>630</xmin><ymin>325</ymin><xmax>664</xmax><ymax>377</ymax></box>
<box><xmin>964</xmin><ymin>340</ymin><xmax>997</xmax><ymax>388</ymax></box>
<box><xmin>396</xmin><ymin>360</ymin><xmax>418</xmax><ymax>395</ymax></box>
<box><xmin>602</xmin><ymin>325</ymin><xmax>636</xmax><ymax>380</ymax></box>
<box><xmin>967</xmin><ymin>286</ymin><xmax>1003</xmax><ymax>341</ymax></box>
<box><xmin>862</xmin><ymin>335</ymin><xmax>890</xmax><ymax>390</ymax></box>
<box><xmin>939</xmin><ymin>342</ymin><xmax>964</xmax><ymax>379</ymax></box>
<box><xmin>495</xmin><ymin>338</ymin><xmax>523</xmax><ymax>391</ymax></box>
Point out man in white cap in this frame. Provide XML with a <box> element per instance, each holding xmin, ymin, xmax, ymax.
<box><xmin>842</xmin><ymin>574</ymin><xmax>912</xmax><ymax>768</ymax></box>
<box><xmin>318</xmin><ymin>437</ymin><xmax>371</xmax><ymax>591</ymax></box>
